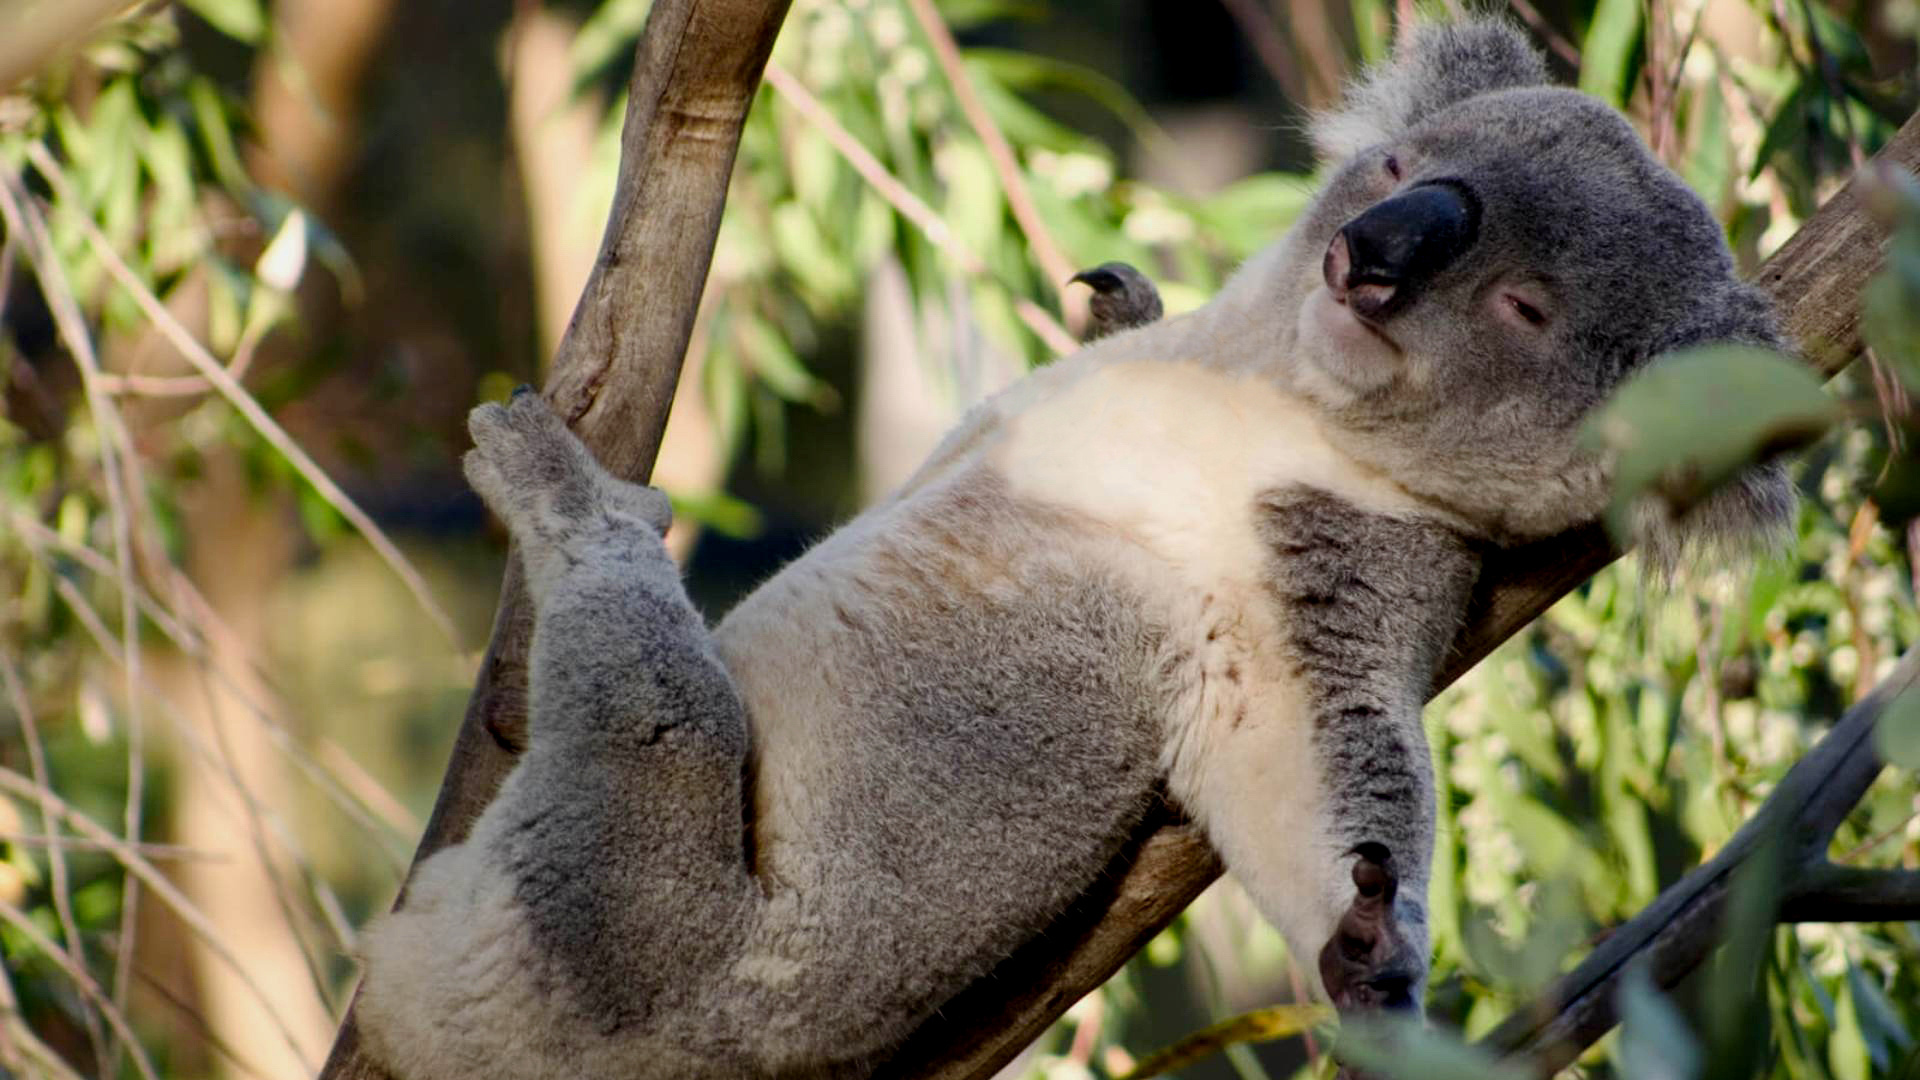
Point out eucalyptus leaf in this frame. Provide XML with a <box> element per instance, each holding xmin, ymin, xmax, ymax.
<box><xmin>182</xmin><ymin>0</ymin><xmax>266</xmax><ymax>44</ymax></box>
<box><xmin>1577</xmin><ymin>0</ymin><xmax>1641</xmax><ymax>107</ymax></box>
<box><xmin>1874</xmin><ymin>688</ymin><xmax>1920</xmax><ymax>770</ymax></box>
<box><xmin>1337</xmin><ymin>1015</ymin><xmax>1531</xmax><ymax>1080</ymax></box>
<box><xmin>1580</xmin><ymin>346</ymin><xmax>1837</xmax><ymax>546</ymax></box>
<box><xmin>1617</xmin><ymin>961</ymin><xmax>1704</xmax><ymax>1080</ymax></box>
<box><xmin>570</xmin><ymin>0</ymin><xmax>653</xmax><ymax>87</ymax></box>
<box><xmin>1847</xmin><ymin>961</ymin><xmax>1913</xmax><ymax>1070</ymax></box>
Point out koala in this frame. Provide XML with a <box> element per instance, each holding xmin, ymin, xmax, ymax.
<box><xmin>356</xmin><ymin>19</ymin><xmax>1792</xmax><ymax>1080</ymax></box>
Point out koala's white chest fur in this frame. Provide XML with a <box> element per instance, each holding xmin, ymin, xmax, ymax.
<box><xmin>987</xmin><ymin>359</ymin><xmax>1438</xmax><ymax>938</ymax></box>
<box><xmin>990</xmin><ymin>358</ymin><xmax>1421</xmax><ymax>581</ymax></box>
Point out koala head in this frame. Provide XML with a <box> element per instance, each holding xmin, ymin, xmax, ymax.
<box><xmin>1241</xmin><ymin>20</ymin><xmax>1794</xmax><ymax>550</ymax></box>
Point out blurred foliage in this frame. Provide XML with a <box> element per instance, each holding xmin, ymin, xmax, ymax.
<box><xmin>0</xmin><ymin>0</ymin><xmax>1917</xmax><ymax>1078</ymax></box>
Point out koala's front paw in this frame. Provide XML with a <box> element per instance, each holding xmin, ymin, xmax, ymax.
<box><xmin>464</xmin><ymin>387</ymin><xmax>672</xmax><ymax>540</ymax></box>
<box><xmin>1318</xmin><ymin>846</ymin><xmax>1424</xmax><ymax>1015</ymax></box>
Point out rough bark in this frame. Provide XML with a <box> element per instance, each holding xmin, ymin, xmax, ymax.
<box><xmin>895</xmin><ymin>110</ymin><xmax>1920</xmax><ymax>1080</ymax></box>
<box><xmin>314</xmin><ymin>2</ymin><xmax>791</xmax><ymax>1076</ymax></box>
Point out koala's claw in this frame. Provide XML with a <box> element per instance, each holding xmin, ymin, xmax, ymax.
<box><xmin>1070</xmin><ymin>261</ymin><xmax>1164</xmax><ymax>341</ymax></box>
<box><xmin>1318</xmin><ymin>846</ymin><xmax>1421</xmax><ymax>1014</ymax></box>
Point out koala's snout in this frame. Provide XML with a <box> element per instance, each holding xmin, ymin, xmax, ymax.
<box><xmin>1325</xmin><ymin>183</ymin><xmax>1478</xmax><ymax>322</ymax></box>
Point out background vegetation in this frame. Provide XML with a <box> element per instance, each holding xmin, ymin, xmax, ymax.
<box><xmin>0</xmin><ymin>0</ymin><xmax>1916</xmax><ymax>1077</ymax></box>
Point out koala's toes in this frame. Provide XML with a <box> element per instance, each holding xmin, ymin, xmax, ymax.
<box><xmin>1318</xmin><ymin>846</ymin><xmax>1423</xmax><ymax>1014</ymax></box>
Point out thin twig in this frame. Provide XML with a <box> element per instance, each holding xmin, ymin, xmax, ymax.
<box><xmin>0</xmin><ymin>766</ymin><xmax>320</xmax><ymax>1072</ymax></box>
<box><xmin>0</xmin><ymin>899</ymin><xmax>160</xmax><ymax>1080</ymax></box>
<box><xmin>0</xmin><ymin>653</ymin><xmax>93</xmax><ymax>1042</ymax></box>
<box><xmin>1483</xmin><ymin>650</ymin><xmax>1919</xmax><ymax>1072</ymax></box>
<box><xmin>1506</xmin><ymin>0</ymin><xmax>1579</xmax><ymax>68</ymax></box>
<box><xmin>904</xmin><ymin>0</ymin><xmax>1079</xmax><ymax>309</ymax></box>
<box><xmin>34</xmin><ymin>548</ymin><xmax>365</xmax><ymax>998</ymax></box>
<box><xmin>0</xmin><ymin>833</ymin><xmax>228</xmax><ymax>860</ymax></box>
<box><xmin>21</xmin><ymin>143</ymin><xmax>462</xmax><ymax>646</ymax></box>
<box><xmin>7</xmin><ymin>511</ymin><xmax>413</xmax><ymax>868</ymax></box>
<box><xmin>0</xmin><ymin>167</ymin><xmax>135</xmax><ymax>1071</ymax></box>
<box><xmin>1216</xmin><ymin>0</ymin><xmax>1310</xmax><ymax>105</ymax></box>
<box><xmin>129</xmin><ymin>964</ymin><xmax>279</xmax><ymax>1080</ymax></box>
<box><xmin>94</xmin><ymin>316</ymin><xmax>269</xmax><ymax>397</ymax></box>
<box><xmin>0</xmin><ymin>958</ymin><xmax>88</xmax><ymax>1080</ymax></box>
<box><xmin>764</xmin><ymin>62</ymin><xmax>1078</xmax><ymax>355</ymax></box>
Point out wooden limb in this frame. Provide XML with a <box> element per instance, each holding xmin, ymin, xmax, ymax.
<box><xmin>1480</xmin><ymin>651</ymin><xmax>1917</xmax><ymax>1074</ymax></box>
<box><xmin>314</xmin><ymin>2</ymin><xmax>790</xmax><ymax>1077</ymax></box>
<box><xmin>902</xmin><ymin>109</ymin><xmax>1920</xmax><ymax>1080</ymax></box>
<box><xmin>1780</xmin><ymin>865</ymin><xmax>1920</xmax><ymax>923</ymax></box>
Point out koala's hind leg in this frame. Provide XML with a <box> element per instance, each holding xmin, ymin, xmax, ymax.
<box><xmin>376</xmin><ymin>390</ymin><xmax>761</xmax><ymax>1076</ymax></box>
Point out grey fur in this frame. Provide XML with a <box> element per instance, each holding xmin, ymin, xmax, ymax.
<box><xmin>355</xmin><ymin>19</ymin><xmax>1794</xmax><ymax>1079</ymax></box>
<box><xmin>1256</xmin><ymin>487</ymin><xmax>1481</xmax><ymax>1008</ymax></box>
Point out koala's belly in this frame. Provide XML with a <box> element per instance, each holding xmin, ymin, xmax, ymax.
<box><xmin>711</xmin><ymin>471</ymin><xmax>1171</xmax><ymax>1020</ymax></box>
<box><xmin>705</xmin><ymin>358</ymin><xmax>1426</xmax><ymax>1006</ymax></box>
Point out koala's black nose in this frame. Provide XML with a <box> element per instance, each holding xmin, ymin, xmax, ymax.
<box><xmin>1327</xmin><ymin>182</ymin><xmax>1478</xmax><ymax>322</ymax></box>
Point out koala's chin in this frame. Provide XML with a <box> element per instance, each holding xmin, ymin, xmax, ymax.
<box><xmin>1293</xmin><ymin>287</ymin><xmax>1406</xmax><ymax>405</ymax></box>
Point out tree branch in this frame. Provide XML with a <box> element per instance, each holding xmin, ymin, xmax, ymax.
<box><xmin>1780</xmin><ymin>865</ymin><xmax>1920</xmax><ymax>924</ymax></box>
<box><xmin>901</xmin><ymin>109</ymin><xmax>1920</xmax><ymax>1080</ymax></box>
<box><xmin>315</xmin><ymin>3</ymin><xmax>791</xmax><ymax>1077</ymax></box>
<box><xmin>1480</xmin><ymin>651</ymin><xmax>1918</xmax><ymax>1074</ymax></box>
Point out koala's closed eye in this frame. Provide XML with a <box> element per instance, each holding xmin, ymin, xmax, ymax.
<box><xmin>1500</xmin><ymin>291</ymin><xmax>1549</xmax><ymax>329</ymax></box>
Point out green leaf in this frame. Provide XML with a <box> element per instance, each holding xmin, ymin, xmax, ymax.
<box><xmin>1195</xmin><ymin>174</ymin><xmax>1313</xmax><ymax>260</ymax></box>
<box><xmin>736</xmin><ymin>312</ymin><xmax>833</xmax><ymax>408</ymax></box>
<box><xmin>1580</xmin><ymin>346</ymin><xmax>1837</xmax><ymax>546</ymax></box>
<box><xmin>667</xmin><ymin>491</ymin><xmax>763</xmax><ymax>539</ymax></box>
<box><xmin>182</xmin><ymin>0</ymin><xmax>266</xmax><ymax>44</ymax></box>
<box><xmin>1703</xmin><ymin>837</ymin><xmax>1782</xmax><ymax>1080</ymax></box>
<box><xmin>769</xmin><ymin>201</ymin><xmax>855</xmax><ymax>304</ymax></box>
<box><xmin>1577</xmin><ymin>0</ymin><xmax>1642</xmax><ymax>107</ymax></box>
<box><xmin>1847</xmin><ymin>961</ymin><xmax>1914</xmax><ymax>1070</ymax></box>
<box><xmin>570</xmin><ymin>0</ymin><xmax>653</xmax><ymax>88</ymax></box>
<box><xmin>933</xmin><ymin>0</ymin><xmax>1046</xmax><ymax>30</ymax></box>
<box><xmin>1338</xmin><ymin>1015</ymin><xmax>1531</xmax><ymax>1080</ymax></box>
<box><xmin>188</xmin><ymin>76</ymin><xmax>250</xmax><ymax>192</ymax></box>
<box><xmin>1875</xmin><ymin>688</ymin><xmax>1920</xmax><ymax>770</ymax></box>
<box><xmin>1618</xmin><ymin>961</ymin><xmax>1703</xmax><ymax>1080</ymax></box>
<box><xmin>1681</xmin><ymin>77</ymin><xmax>1732</xmax><ymax>210</ymax></box>
<box><xmin>964</xmin><ymin>49</ymin><xmax>1174</xmax><ymax>153</ymax></box>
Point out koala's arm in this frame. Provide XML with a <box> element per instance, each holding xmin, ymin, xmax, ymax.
<box><xmin>357</xmin><ymin>389</ymin><xmax>761</xmax><ymax>1080</ymax></box>
<box><xmin>1185</xmin><ymin>488</ymin><xmax>1481</xmax><ymax>1014</ymax></box>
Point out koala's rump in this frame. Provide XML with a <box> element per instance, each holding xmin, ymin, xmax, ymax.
<box><xmin>713</xmin><ymin>470</ymin><xmax>1171</xmax><ymax>1053</ymax></box>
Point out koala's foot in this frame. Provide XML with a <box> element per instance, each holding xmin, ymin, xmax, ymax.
<box><xmin>465</xmin><ymin>387</ymin><xmax>673</xmax><ymax>592</ymax></box>
<box><xmin>1318</xmin><ymin>845</ymin><xmax>1422</xmax><ymax>1014</ymax></box>
<box><xmin>1070</xmin><ymin>262</ymin><xmax>1164</xmax><ymax>341</ymax></box>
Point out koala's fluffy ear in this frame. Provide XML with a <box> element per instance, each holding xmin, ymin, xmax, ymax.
<box><xmin>1635</xmin><ymin>281</ymin><xmax>1802</xmax><ymax>573</ymax></box>
<box><xmin>1312</xmin><ymin>20</ymin><xmax>1548</xmax><ymax>162</ymax></box>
